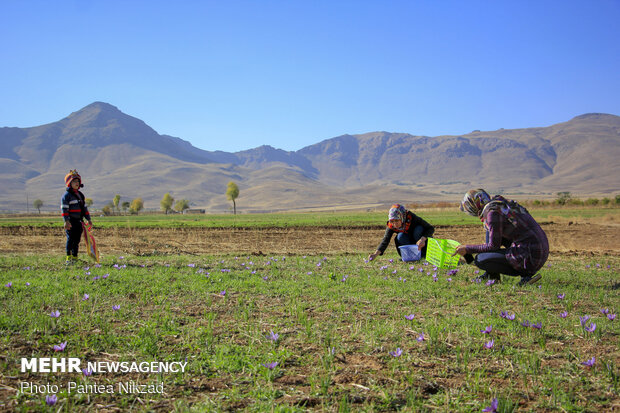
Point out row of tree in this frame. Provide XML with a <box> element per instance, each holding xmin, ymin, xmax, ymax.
<box><xmin>31</xmin><ymin>181</ymin><xmax>241</xmax><ymax>215</ymax></box>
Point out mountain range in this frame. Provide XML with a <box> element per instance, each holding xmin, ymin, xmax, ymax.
<box><xmin>1</xmin><ymin>102</ymin><xmax>618</xmax><ymax>212</ymax></box>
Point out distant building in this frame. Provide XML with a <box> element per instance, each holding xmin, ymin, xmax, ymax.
<box><xmin>185</xmin><ymin>209</ymin><xmax>205</xmax><ymax>214</ymax></box>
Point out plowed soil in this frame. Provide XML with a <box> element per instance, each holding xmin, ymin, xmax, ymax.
<box><xmin>1</xmin><ymin>222</ymin><xmax>618</xmax><ymax>257</ymax></box>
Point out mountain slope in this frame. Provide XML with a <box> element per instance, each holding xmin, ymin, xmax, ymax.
<box><xmin>0</xmin><ymin>103</ymin><xmax>618</xmax><ymax>212</ymax></box>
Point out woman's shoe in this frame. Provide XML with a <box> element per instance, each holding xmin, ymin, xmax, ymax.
<box><xmin>517</xmin><ymin>274</ymin><xmax>542</xmax><ymax>286</ymax></box>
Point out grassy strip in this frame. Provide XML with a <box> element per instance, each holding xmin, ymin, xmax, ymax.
<box><xmin>0</xmin><ymin>207</ymin><xmax>618</xmax><ymax>228</ymax></box>
<box><xmin>1</xmin><ymin>253</ymin><xmax>618</xmax><ymax>411</ymax></box>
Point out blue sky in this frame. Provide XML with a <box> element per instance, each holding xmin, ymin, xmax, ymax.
<box><xmin>1</xmin><ymin>1</ymin><xmax>619</xmax><ymax>152</ymax></box>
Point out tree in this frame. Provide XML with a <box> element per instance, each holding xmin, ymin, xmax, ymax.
<box><xmin>174</xmin><ymin>199</ymin><xmax>190</xmax><ymax>213</ymax></box>
<box><xmin>113</xmin><ymin>194</ymin><xmax>121</xmax><ymax>215</ymax></box>
<box><xmin>102</xmin><ymin>202</ymin><xmax>114</xmax><ymax>216</ymax></box>
<box><xmin>226</xmin><ymin>182</ymin><xmax>240</xmax><ymax>215</ymax></box>
<box><xmin>555</xmin><ymin>192</ymin><xmax>571</xmax><ymax>205</ymax></box>
<box><xmin>121</xmin><ymin>201</ymin><xmax>131</xmax><ymax>213</ymax></box>
<box><xmin>160</xmin><ymin>193</ymin><xmax>174</xmax><ymax>214</ymax></box>
<box><xmin>85</xmin><ymin>198</ymin><xmax>94</xmax><ymax>208</ymax></box>
<box><xmin>130</xmin><ymin>198</ymin><xmax>144</xmax><ymax>215</ymax></box>
<box><xmin>33</xmin><ymin>199</ymin><xmax>43</xmax><ymax>214</ymax></box>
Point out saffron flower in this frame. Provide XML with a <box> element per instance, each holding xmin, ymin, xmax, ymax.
<box><xmin>416</xmin><ymin>333</ymin><xmax>426</xmax><ymax>342</ymax></box>
<box><xmin>267</xmin><ymin>331</ymin><xmax>279</xmax><ymax>342</ymax></box>
<box><xmin>557</xmin><ymin>293</ymin><xmax>565</xmax><ymax>300</ymax></box>
<box><xmin>581</xmin><ymin>357</ymin><xmax>596</xmax><ymax>367</ymax></box>
<box><xmin>45</xmin><ymin>394</ymin><xmax>57</xmax><ymax>406</ymax></box>
<box><xmin>405</xmin><ymin>314</ymin><xmax>415</xmax><ymax>320</ymax></box>
<box><xmin>53</xmin><ymin>341</ymin><xmax>67</xmax><ymax>352</ymax></box>
<box><xmin>82</xmin><ymin>293</ymin><xmax>89</xmax><ymax>301</ymax></box>
<box><xmin>486</xmin><ymin>279</ymin><xmax>496</xmax><ymax>286</ymax></box>
<box><xmin>484</xmin><ymin>339</ymin><xmax>495</xmax><ymax>349</ymax></box>
<box><xmin>389</xmin><ymin>348</ymin><xmax>403</xmax><ymax>357</ymax></box>
<box><xmin>112</xmin><ymin>305</ymin><xmax>121</xmax><ymax>311</ymax></box>
<box><xmin>608</xmin><ymin>314</ymin><xmax>616</xmax><ymax>321</ymax></box>
<box><xmin>4</xmin><ymin>282</ymin><xmax>12</xmax><ymax>288</ymax></box>
<box><xmin>481</xmin><ymin>326</ymin><xmax>493</xmax><ymax>334</ymax></box>
<box><xmin>220</xmin><ymin>290</ymin><xmax>226</xmax><ymax>296</ymax></box>
<box><xmin>600</xmin><ymin>308</ymin><xmax>609</xmax><ymax>315</ymax></box>
<box><xmin>482</xmin><ymin>398</ymin><xmax>498</xmax><ymax>412</ymax></box>
<box><xmin>560</xmin><ymin>311</ymin><xmax>568</xmax><ymax>318</ymax></box>
<box><xmin>531</xmin><ymin>322</ymin><xmax>542</xmax><ymax>329</ymax></box>
<box><xmin>584</xmin><ymin>323</ymin><xmax>596</xmax><ymax>333</ymax></box>
<box><xmin>82</xmin><ymin>368</ymin><xmax>93</xmax><ymax>376</ymax></box>
<box><xmin>500</xmin><ymin>311</ymin><xmax>515</xmax><ymax>320</ymax></box>
<box><xmin>521</xmin><ymin>320</ymin><xmax>531</xmax><ymax>327</ymax></box>
<box><xmin>50</xmin><ymin>310</ymin><xmax>60</xmax><ymax>318</ymax></box>
<box><xmin>262</xmin><ymin>361</ymin><xmax>278</xmax><ymax>369</ymax></box>
<box><xmin>579</xmin><ymin>315</ymin><xmax>590</xmax><ymax>327</ymax></box>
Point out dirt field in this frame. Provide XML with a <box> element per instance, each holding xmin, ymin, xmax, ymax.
<box><xmin>1</xmin><ymin>222</ymin><xmax>618</xmax><ymax>257</ymax></box>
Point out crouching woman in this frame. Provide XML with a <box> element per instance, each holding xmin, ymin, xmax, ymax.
<box><xmin>367</xmin><ymin>204</ymin><xmax>435</xmax><ymax>262</ymax></box>
<box><xmin>453</xmin><ymin>189</ymin><xmax>549</xmax><ymax>286</ymax></box>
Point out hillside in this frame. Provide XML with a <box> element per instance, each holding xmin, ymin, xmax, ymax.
<box><xmin>0</xmin><ymin>102</ymin><xmax>618</xmax><ymax>212</ymax></box>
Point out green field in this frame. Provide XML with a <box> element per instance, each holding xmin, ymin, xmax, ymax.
<box><xmin>1</xmin><ymin>206</ymin><xmax>618</xmax><ymax>228</ymax></box>
<box><xmin>1</xmin><ymin>252</ymin><xmax>618</xmax><ymax>412</ymax></box>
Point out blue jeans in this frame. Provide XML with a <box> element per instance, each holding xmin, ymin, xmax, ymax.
<box><xmin>474</xmin><ymin>250</ymin><xmax>522</xmax><ymax>277</ymax></box>
<box><xmin>395</xmin><ymin>225</ymin><xmax>426</xmax><ymax>257</ymax></box>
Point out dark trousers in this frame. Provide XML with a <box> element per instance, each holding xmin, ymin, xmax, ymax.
<box><xmin>394</xmin><ymin>225</ymin><xmax>427</xmax><ymax>257</ymax></box>
<box><xmin>65</xmin><ymin>220</ymin><xmax>83</xmax><ymax>256</ymax></box>
<box><xmin>474</xmin><ymin>250</ymin><xmax>522</xmax><ymax>277</ymax></box>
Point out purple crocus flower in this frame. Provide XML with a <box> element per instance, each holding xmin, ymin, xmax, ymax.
<box><xmin>50</xmin><ymin>310</ymin><xmax>60</xmax><ymax>318</ymax></box>
<box><xmin>501</xmin><ymin>311</ymin><xmax>516</xmax><ymax>321</ymax></box>
<box><xmin>531</xmin><ymin>322</ymin><xmax>542</xmax><ymax>329</ymax></box>
<box><xmin>581</xmin><ymin>357</ymin><xmax>595</xmax><ymax>367</ymax></box>
<box><xmin>560</xmin><ymin>311</ymin><xmax>568</xmax><ymax>318</ymax></box>
<box><xmin>267</xmin><ymin>331</ymin><xmax>279</xmax><ymax>342</ymax></box>
<box><xmin>53</xmin><ymin>341</ymin><xmax>67</xmax><ymax>352</ymax></box>
<box><xmin>600</xmin><ymin>308</ymin><xmax>609</xmax><ymax>315</ymax></box>
<box><xmin>557</xmin><ymin>293</ymin><xmax>565</xmax><ymax>300</ymax></box>
<box><xmin>580</xmin><ymin>315</ymin><xmax>590</xmax><ymax>327</ymax></box>
<box><xmin>82</xmin><ymin>368</ymin><xmax>93</xmax><ymax>376</ymax></box>
<box><xmin>102</xmin><ymin>273</ymin><xmax>109</xmax><ymax>279</ymax></box>
<box><xmin>521</xmin><ymin>320</ymin><xmax>531</xmax><ymax>327</ymax></box>
<box><xmin>608</xmin><ymin>314</ymin><xmax>616</xmax><ymax>321</ymax></box>
<box><xmin>405</xmin><ymin>314</ymin><xmax>415</xmax><ymax>320</ymax></box>
<box><xmin>112</xmin><ymin>305</ymin><xmax>121</xmax><ymax>311</ymax></box>
<box><xmin>481</xmin><ymin>326</ymin><xmax>493</xmax><ymax>334</ymax></box>
<box><xmin>482</xmin><ymin>398</ymin><xmax>498</xmax><ymax>412</ymax></box>
<box><xmin>584</xmin><ymin>323</ymin><xmax>596</xmax><ymax>333</ymax></box>
<box><xmin>4</xmin><ymin>282</ymin><xmax>12</xmax><ymax>288</ymax></box>
<box><xmin>484</xmin><ymin>339</ymin><xmax>495</xmax><ymax>349</ymax></box>
<box><xmin>82</xmin><ymin>294</ymin><xmax>89</xmax><ymax>301</ymax></box>
<box><xmin>416</xmin><ymin>333</ymin><xmax>426</xmax><ymax>342</ymax></box>
<box><xmin>220</xmin><ymin>290</ymin><xmax>226</xmax><ymax>296</ymax></box>
<box><xmin>45</xmin><ymin>394</ymin><xmax>57</xmax><ymax>406</ymax></box>
<box><xmin>25</xmin><ymin>282</ymin><xmax>30</xmax><ymax>286</ymax></box>
<box><xmin>262</xmin><ymin>361</ymin><xmax>278</xmax><ymax>369</ymax></box>
<box><xmin>389</xmin><ymin>348</ymin><xmax>403</xmax><ymax>357</ymax></box>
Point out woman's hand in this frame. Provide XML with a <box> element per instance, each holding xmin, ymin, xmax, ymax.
<box><xmin>416</xmin><ymin>236</ymin><xmax>427</xmax><ymax>249</ymax></box>
<box><xmin>367</xmin><ymin>251</ymin><xmax>380</xmax><ymax>262</ymax></box>
<box><xmin>64</xmin><ymin>221</ymin><xmax>71</xmax><ymax>230</ymax></box>
<box><xmin>453</xmin><ymin>245</ymin><xmax>468</xmax><ymax>256</ymax></box>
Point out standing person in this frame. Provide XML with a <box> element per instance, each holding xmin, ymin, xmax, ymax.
<box><xmin>61</xmin><ymin>170</ymin><xmax>92</xmax><ymax>265</ymax></box>
<box><xmin>453</xmin><ymin>189</ymin><xmax>549</xmax><ymax>286</ymax></box>
<box><xmin>367</xmin><ymin>204</ymin><xmax>435</xmax><ymax>261</ymax></box>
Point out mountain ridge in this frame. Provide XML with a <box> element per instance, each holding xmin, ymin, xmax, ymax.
<box><xmin>0</xmin><ymin>103</ymin><xmax>618</xmax><ymax>212</ymax></box>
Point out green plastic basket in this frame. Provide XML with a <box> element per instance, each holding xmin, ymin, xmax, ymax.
<box><xmin>426</xmin><ymin>238</ymin><xmax>461</xmax><ymax>268</ymax></box>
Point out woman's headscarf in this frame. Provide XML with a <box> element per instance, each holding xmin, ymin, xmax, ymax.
<box><xmin>459</xmin><ymin>189</ymin><xmax>491</xmax><ymax>217</ymax></box>
<box><xmin>388</xmin><ymin>204</ymin><xmax>407</xmax><ymax>222</ymax></box>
